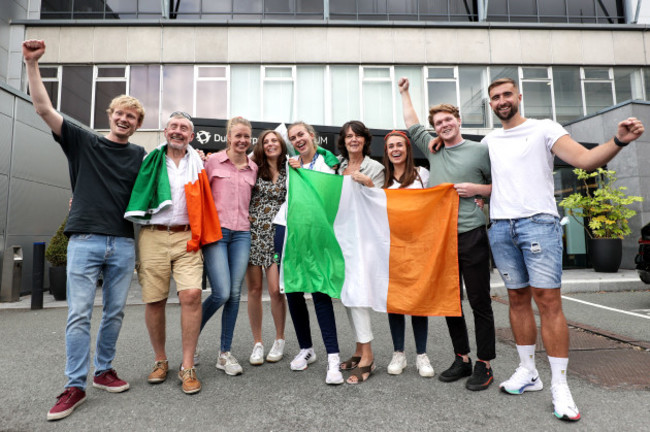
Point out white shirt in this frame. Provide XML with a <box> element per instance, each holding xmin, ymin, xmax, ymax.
<box><xmin>148</xmin><ymin>151</ymin><xmax>190</xmax><ymax>226</ymax></box>
<box><xmin>387</xmin><ymin>166</ymin><xmax>429</xmax><ymax>190</ymax></box>
<box><xmin>482</xmin><ymin>118</ymin><xmax>568</xmax><ymax>219</ymax></box>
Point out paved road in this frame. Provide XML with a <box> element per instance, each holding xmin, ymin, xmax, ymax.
<box><xmin>1</xmin><ymin>282</ymin><xmax>649</xmax><ymax>431</ymax></box>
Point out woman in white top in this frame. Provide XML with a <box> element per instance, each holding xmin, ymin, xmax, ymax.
<box><xmin>276</xmin><ymin>121</ymin><xmax>344</xmax><ymax>385</ymax></box>
<box><xmin>382</xmin><ymin>130</ymin><xmax>434</xmax><ymax>378</ymax></box>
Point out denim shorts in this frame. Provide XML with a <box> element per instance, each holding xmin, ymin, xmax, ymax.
<box><xmin>488</xmin><ymin>214</ymin><xmax>562</xmax><ymax>289</ymax></box>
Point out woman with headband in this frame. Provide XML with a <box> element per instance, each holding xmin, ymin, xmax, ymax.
<box><xmin>382</xmin><ymin>130</ymin><xmax>434</xmax><ymax>378</ymax></box>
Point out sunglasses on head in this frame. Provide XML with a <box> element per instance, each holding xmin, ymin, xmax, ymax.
<box><xmin>170</xmin><ymin>111</ymin><xmax>192</xmax><ymax>120</ymax></box>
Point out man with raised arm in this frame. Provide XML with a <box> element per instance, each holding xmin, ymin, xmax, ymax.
<box><xmin>23</xmin><ymin>39</ymin><xmax>146</xmax><ymax>421</ymax></box>
<box><xmin>398</xmin><ymin>77</ymin><xmax>496</xmax><ymax>391</ymax></box>
<box><xmin>484</xmin><ymin>77</ymin><xmax>644</xmax><ymax>422</ymax></box>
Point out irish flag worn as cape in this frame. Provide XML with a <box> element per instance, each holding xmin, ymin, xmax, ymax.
<box><xmin>124</xmin><ymin>144</ymin><xmax>222</xmax><ymax>252</ymax></box>
<box><xmin>280</xmin><ymin>168</ymin><xmax>461</xmax><ymax>317</ymax></box>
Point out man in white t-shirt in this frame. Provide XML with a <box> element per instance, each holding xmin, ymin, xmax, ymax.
<box><xmin>483</xmin><ymin>78</ymin><xmax>644</xmax><ymax>422</ymax></box>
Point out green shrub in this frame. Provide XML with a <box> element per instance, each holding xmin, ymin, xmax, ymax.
<box><xmin>45</xmin><ymin>216</ymin><xmax>68</xmax><ymax>267</ymax></box>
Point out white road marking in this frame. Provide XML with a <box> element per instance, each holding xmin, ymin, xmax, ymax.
<box><xmin>562</xmin><ymin>296</ymin><xmax>650</xmax><ymax>320</ymax></box>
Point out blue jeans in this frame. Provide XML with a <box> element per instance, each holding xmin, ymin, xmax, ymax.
<box><xmin>201</xmin><ymin>228</ymin><xmax>251</xmax><ymax>352</ymax></box>
<box><xmin>489</xmin><ymin>214</ymin><xmax>563</xmax><ymax>289</ymax></box>
<box><xmin>388</xmin><ymin>314</ymin><xmax>428</xmax><ymax>354</ymax></box>
<box><xmin>65</xmin><ymin>234</ymin><xmax>135</xmax><ymax>390</ymax></box>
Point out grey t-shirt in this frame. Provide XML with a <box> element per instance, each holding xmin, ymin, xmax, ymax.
<box><xmin>409</xmin><ymin>124</ymin><xmax>491</xmax><ymax>233</ymax></box>
<box><xmin>54</xmin><ymin>119</ymin><xmax>146</xmax><ymax>238</ymax></box>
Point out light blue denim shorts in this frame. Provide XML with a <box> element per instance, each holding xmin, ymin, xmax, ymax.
<box><xmin>488</xmin><ymin>213</ymin><xmax>563</xmax><ymax>289</ymax></box>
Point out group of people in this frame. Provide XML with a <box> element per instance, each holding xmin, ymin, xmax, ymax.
<box><xmin>22</xmin><ymin>38</ymin><xmax>645</xmax><ymax>424</ymax></box>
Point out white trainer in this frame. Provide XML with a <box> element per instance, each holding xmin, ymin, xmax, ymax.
<box><xmin>416</xmin><ymin>353</ymin><xmax>435</xmax><ymax>378</ymax></box>
<box><xmin>266</xmin><ymin>339</ymin><xmax>285</xmax><ymax>363</ymax></box>
<box><xmin>551</xmin><ymin>382</ymin><xmax>581</xmax><ymax>421</ymax></box>
<box><xmin>249</xmin><ymin>343</ymin><xmax>264</xmax><ymax>366</ymax></box>
<box><xmin>326</xmin><ymin>353</ymin><xmax>344</xmax><ymax>385</ymax></box>
<box><xmin>216</xmin><ymin>352</ymin><xmax>243</xmax><ymax>376</ymax></box>
<box><xmin>499</xmin><ymin>365</ymin><xmax>543</xmax><ymax>394</ymax></box>
<box><xmin>387</xmin><ymin>352</ymin><xmax>407</xmax><ymax>375</ymax></box>
<box><xmin>290</xmin><ymin>348</ymin><xmax>317</xmax><ymax>371</ymax></box>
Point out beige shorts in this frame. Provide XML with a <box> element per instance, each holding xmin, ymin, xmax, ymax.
<box><xmin>137</xmin><ymin>227</ymin><xmax>203</xmax><ymax>303</ymax></box>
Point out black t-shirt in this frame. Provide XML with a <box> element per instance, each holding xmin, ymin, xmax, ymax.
<box><xmin>54</xmin><ymin>120</ymin><xmax>146</xmax><ymax>238</ymax></box>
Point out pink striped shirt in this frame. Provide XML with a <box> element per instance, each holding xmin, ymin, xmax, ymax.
<box><xmin>205</xmin><ymin>150</ymin><xmax>258</xmax><ymax>231</ymax></box>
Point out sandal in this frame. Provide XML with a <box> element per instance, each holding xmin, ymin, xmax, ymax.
<box><xmin>340</xmin><ymin>356</ymin><xmax>361</xmax><ymax>371</ymax></box>
<box><xmin>346</xmin><ymin>362</ymin><xmax>375</xmax><ymax>385</ymax></box>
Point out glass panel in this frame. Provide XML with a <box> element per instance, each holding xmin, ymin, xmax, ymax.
<box><xmin>555</xmin><ymin>167</ymin><xmax>589</xmax><ymax>267</ymax></box>
<box><xmin>202</xmin><ymin>0</ymin><xmax>232</xmax><ymax>13</ymax></box>
<box><xmin>161</xmin><ymin>65</ymin><xmax>194</xmax><ymax>122</ymax></box>
<box><xmin>428</xmin><ymin>67</ymin><xmax>454</xmax><ymax>79</ymax></box>
<box><xmin>231</xmin><ymin>65</ymin><xmax>261</xmax><ymax>121</ymax></box>
<box><xmin>97</xmin><ymin>67</ymin><xmax>125</xmax><ymax>78</ymax></box>
<box><xmin>394</xmin><ymin>66</ymin><xmax>425</xmax><ymax>129</ymax></box>
<box><xmin>73</xmin><ymin>0</ymin><xmax>103</xmax><ymax>12</ymax></box>
<box><xmin>106</xmin><ymin>0</ymin><xmax>137</xmax><ymax>16</ymax></box>
<box><xmin>583</xmin><ymin>68</ymin><xmax>610</xmax><ymax>80</ymax></box>
<box><xmin>130</xmin><ymin>65</ymin><xmax>160</xmax><ymax>130</ymax></box>
<box><xmin>539</xmin><ymin>0</ymin><xmax>566</xmax><ymax>17</ymax></box>
<box><xmin>234</xmin><ymin>0</ymin><xmax>263</xmax><ymax>13</ymax></box>
<box><xmin>330</xmin><ymin>0</ymin><xmax>356</xmax><ymax>14</ymax></box>
<box><xmin>263</xmin><ymin>81</ymin><xmax>293</xmax><ymax>123</ymax></box>
<box><xmin>420</xmin><ymin>0</ymin><xmax>449</xmax><ymax>16</ymax></box>
<box><xmin>553</xmin><ymin>67</ymin><xmax>583</xmax><ymax>124</ymax></box>
<box><xmin>489</xmin><ymin>66</ymin><xmax>518</xmax><ymax>82</ymax></box>
<box><xmin>427</xmin><ymin>81</ymin><xmax>457</xmax><ymax>107</ymax></box>
<box><xmin>364</xmin><ymin>67</ymin><xmax>391</xmax><ymax>79</ymax></box>
<box><xmin>363</xmin><ymin>81</ymin><xmax>392</xmax><ymax>129</ymax></box>
<box><xmin>509</xmin><ymin>0</ymin><xmax>537</xmax><ymax>15</ymax></box>
<box><xmin>61</xmin><ymin>66</ymin><xmax>92</xmax><ymax>126</ymax></box>
<box><xmin>450</xmin><ymin>0</ymin><xmax>476</xmax><ymax>17</ymax></box>
<box><xmin>198</xmin><ymin>66</ymin><xmax>227</xmax><ymax>78</ymax></box>
<box><xmin>522</xmin><ymin>67</ymin><xmax>548</xmax><ymax>79</ymax></box>
<box><xmin>388</xmin><ymin>0</ymin><xmax>417</xmax><ymax>14</ymax></box>
<box><xmin>458</xmin><ymin>67</ymin><xmax>488</xmax><ymax>128</ymax></box>
<box><xmin>331</xmin><ymin>66</ymin><xmax>360</xmax><ymax>126</ymax></box>
<box><xmin>196</xmin><ymin>81</ymin><xmax>227</xmax><ymax>119</ymax></box>
<box><xmin>358</xmin><ymin>0</ymin><xmax>387</xmax><ymax>14</ymax></box>
<box><xmin>265</xmin><ymin>67</ymin><xmax>293</xmax><ymax>78</ymax></box>
<box><xmin>584</xmin><ymin>82</ymin><xmax>614</xmax><ymax>115</ymax></box>
<box><xmin>486</xmin><ymin>0</ymin><xmax>508</xmax><ymax>20</ymax></box>
<box><xmin>297</xmin><ymin>0</ymin><xmax>324</xmax><ymax>13</ymax></box>
<box><xmin>41</xmin><ymin>0</ymin><xmax>73</xmax><ymax>13</ymax></box>
<box><xmin>94</xmin><ymin>81</ymin><xmax>127</xmax><ymax>129</ymax></box>
<box><xmin>266</xmin><ymin>0</ymin><xmax>293</xmax><ymax>13</ymax></box>
<box><xmin>139</xmin><ymin>0</ymin><xmax>164</xmax><ymax>13</ymax></box>
<box><xmin>296</xmin><ymin>66</ymin><xmax>325</xmax><ymax>125</ymax></box>
<box><xmin>614</xmin><ymin>68</ymin><xmax>643</xmax><ymax>103</ymax></box>
<box><xmin>568</xmin><ymin>0</ymin><xmax>595</xmax><ymax>18</ymax></box>
<box><xmin>40</xmin><ymin>67</ymin><xmax>58</xmax><ymax>79</ymax></box>
<box><xmin>521</xmin><ymin>81</ymin><xmax>553</xmax><ymax>120</ymax></box>
<box><xmin>645</xmin><ymin>69</ymin><xmax>650</xmax><ymax>101</ymax></box>
<box><xmin>43</xmin><ymin>82</ymin><xmax>59</xmax><ymax>109</ymax></box>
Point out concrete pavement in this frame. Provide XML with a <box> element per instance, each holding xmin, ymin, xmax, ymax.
<box><xmin>0</xmin><ymin>269</ymin><xmax>649</xmax><ymax>431</ymax></box>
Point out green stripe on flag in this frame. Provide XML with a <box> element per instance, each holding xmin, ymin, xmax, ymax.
<box><xmin>283</xmin><ymin>168</ymin><xmax>345</xmax><ymax>298</ymax></box>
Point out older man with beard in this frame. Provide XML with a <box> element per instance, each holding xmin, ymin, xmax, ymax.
<box><xmin>484</xmin><ymin>78</ymin><xmax>644</xmax><ymax>422</ymax></box>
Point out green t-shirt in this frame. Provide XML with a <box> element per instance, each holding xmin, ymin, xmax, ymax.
<box><xmin>409</xmin><ymin>124</ymin><xmax>491</xmax><ymax>233</ymax></box>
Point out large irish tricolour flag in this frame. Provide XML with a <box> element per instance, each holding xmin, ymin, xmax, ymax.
<box><xmin>280</xmin><ymin>168</ymin><xmax>461</xmax><ymax>317</ymax></box>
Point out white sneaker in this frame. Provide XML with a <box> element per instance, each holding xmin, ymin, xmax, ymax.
<box><xmin>499</xmin><ymin>365</ymin><xmax>543</xmax><ymax>394</ymax></box>
<box><xmin>387</xmin><ymin>352</ymin><xmax>407</xmax><ymax>375</ymax></box>
<box><xmin>551</xmin><ymin>382</ymin><xmax>581</xmax><ymax>421</ymax></box>
<box><xmin>249</xmin><ymin>343</ymin><xmax>264</xmax><ymax>366</ymax></box>
<box><xmin>326</xmin><ymin>353</ymin><xmax>344</xmax><ymax>385</ymax></box>
<box><xmin>290</xmin><ymin>348</ymin><xmax>317</xmax><ymax>371</ymax></box>
<box><xmin>216</xmin><ymin>352</ymin><xmax>243</xmax><ymax>376</ymax></box>
<box><xmin>416</xmin><ymin>353</ymin><xmax>435</xmax><ymax>378</ymax></box>
<box><xmin>266</xmin><ymin>339</ymin><xmax>285</xmax><ymax>363</ymax></box>
<box><xmin>193</xmin><ymin>347</ymin><xmax>200</xmax><ymax>366</ymax></box>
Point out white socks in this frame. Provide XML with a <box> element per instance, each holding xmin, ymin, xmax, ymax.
<box><xmin>516</xmin><ymin>344</ymin><xmax>537</xmax><ymax>371</ymax></box>
<box><xmin>548</xmin><ymin>356</ymin><xmax>569</xmax><ymax>386</ymax></box>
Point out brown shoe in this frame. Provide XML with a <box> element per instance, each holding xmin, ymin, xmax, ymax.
<box><xmin>147</xmin><ymin>360</ymin><xmax>169</xmax><ymax>384</ymax></box>
<box><xmin>178</xmin><ymin>367</ymin><xmax>201</xmax><ymax>394</ymax></box>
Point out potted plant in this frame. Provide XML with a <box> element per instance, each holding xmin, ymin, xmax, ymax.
<box><xmin>45</xmin><ymin>216</ymin><xmax>68</xmax><ymax>300</ymax></box>
<box><xmin>559</xmin><ymin>168</ymin><xmax>643</xmax><ymax>272</ymax></box>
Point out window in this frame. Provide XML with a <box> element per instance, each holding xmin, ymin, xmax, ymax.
<box><xmin>458</xmin><ymin>66</ymin><xmax>488</xmax><ymax>127</ymax></box>
<box><xmin>582</xmin><ymin>67</ymin><xmax>614</xmax><ymax>115</ymax></box>
<box><xmin>161</xmin><ymin>65</ymin><xmax>194</xmax><ymax>122</ymax></box>
<box><xmin>93</xmin><ymin>66</ymin><xmax>128</xmax><ymax>129</ymax></box>
<box><xmin>262</xmin><ymin>66</ymin><xmax>295</xmax><ymax>123</ymax></box>
<box><xmin>296</xmin><ymin>66</ymin><xmax>326</xmax><ymax>125</ymax></box>
<box><xmin>61</xmin><ymin>66</ymin><xmax>93</xmax><ymax>126</ymax></box>
<box><xmin>330</xmin><ymin>66</ymin><xmax>361</xmax><ymax>126</ymax></box>
<box><xmin>520</xmin><ymin>67</ymin><xmax>554</xmax><ymax>120</ymax></box>
<box><xmin>426</xmin><ymin>67</ymin><xmax>458</xmax><ymax>111</ymax></box>
<box><xmin>614</xmin><ymin>68</ymin><xmax>644</xmax><ymax>104</ymax></box>
<box><xmin>553</xmin><ymin>67</ymin><xmax>582</xmax><ymax>124</ymax></box>
<box><xmin>33</xmin><ymin>66</ymin><xmax>61</xmax><ymax>110</ymax></box>
<box><xmin>130</xmin><ymin>65</ymin><xmax>161</xmax><ymax>130</ymax></box>
<box><xmin>361</xmin><ymin>67</ymin><xmax>394</xmax><ymax>128</ymax></box>
<box><xmin>195</xmin><ymin>66</ymin><xmax>228</xmax><ymax>120</ymax></box>
<box><xmin>231</xmin><ymin>65</ymin><xmax>261</xmax><ymax>121</ymax></box>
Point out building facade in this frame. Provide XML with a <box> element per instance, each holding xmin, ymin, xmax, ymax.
<box><xmin>1</xmin><ymin>0</ymin><xmax>649</xmax><ymax>296</ymax></box>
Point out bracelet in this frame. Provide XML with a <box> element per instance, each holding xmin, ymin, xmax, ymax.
<box><xmin>613</xmin><ymin>136</ymin><xmax>630</xmax><ymax>147</ymax></box>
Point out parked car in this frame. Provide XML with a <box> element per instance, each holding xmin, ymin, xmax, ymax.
<box><xmin>634</xmin><ymin>222</ymin><xmax>650</xmax><ymax>284</ymax></box>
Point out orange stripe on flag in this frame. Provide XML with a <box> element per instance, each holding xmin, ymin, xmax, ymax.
<box><xmin>185</xmin><ymin>169</ymin><xmax>222</xmax><ymax>252</ymax></box>
<box><xmin>385</xmin><ymin>183</ymin><xmax>461</xmax><ymax>316</ymax></box>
